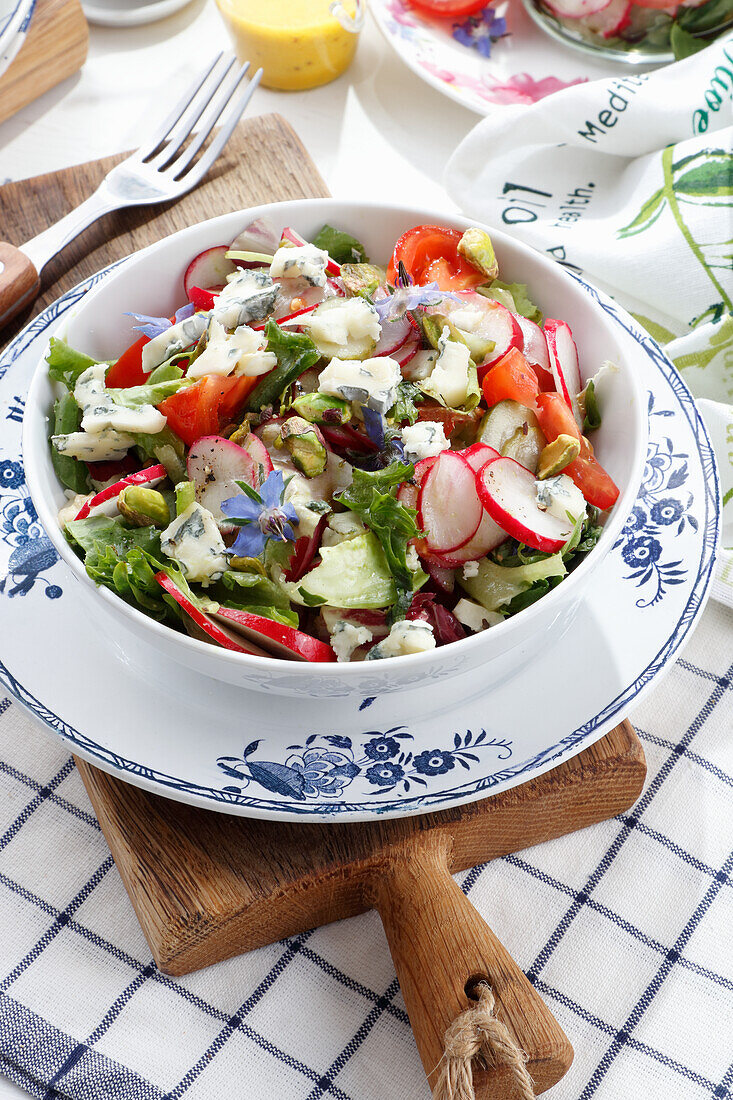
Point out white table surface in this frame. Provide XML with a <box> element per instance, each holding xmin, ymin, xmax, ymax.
<box><xmin>0</xmin><ymin>4</ymin><xmax>478</xmax><ymax>1097</ymax></box>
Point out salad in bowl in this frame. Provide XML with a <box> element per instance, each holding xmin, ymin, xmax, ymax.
<box><xmin>42</xmin><ymin>216</ymin><xmax>627</xmax><ymax>668</ymax></box>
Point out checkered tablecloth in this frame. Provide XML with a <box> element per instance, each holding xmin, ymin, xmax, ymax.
<box><xmin>0</xmin><ymin>598</ymin><xmax>731</xmax><ymax>1100</ymax></box>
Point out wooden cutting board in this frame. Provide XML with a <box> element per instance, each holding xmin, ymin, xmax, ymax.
<box><xmin>0</xmin><ymin>0</ymin><xmax>88</xmax><ymax>128</ymax></box>
<box><xmin>0</xmin><ymin>114</ymin><xmax>647</xmax><ymax>1099</ymax></box>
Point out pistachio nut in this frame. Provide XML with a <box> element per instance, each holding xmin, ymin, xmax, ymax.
<box><xmin>279</xmin><ymin>416</ymin><xmax>328</xmax><ymax>478</ymax></box>
<box><xmin>458</xmin><ymin>227</ymin><xmax>499</xmax><ymax>280</ymax></box>
<box><xmin>228</xmin><ymin>556</ymin><xmax>267</xmax><ymax>575</ymax></box>
<box><xmin>118</xmin><ymin>485</ymin><xmax>170</xmax><ymax>527</ymax></box>
<box><xmin>537</xmin><ymin>434</ymin><xmax>581</xmax><ymax>480</ymax></box>
<box><xmin>289</xmin><ymin>391</ymin><xmax>352</xmax><ymax>426</ymax></box>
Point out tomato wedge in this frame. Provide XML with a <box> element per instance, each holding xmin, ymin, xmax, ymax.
<box><xmin>105</xmin><ymin>335</ymin><xmax>149</xmax><ymax>388</ymax></box>
<box><xmin>535</xmin><ymin>392</ymin><xmax>620</xmax><ymax>511</ymax></box>
<box><xmin>387</xmin><ymin>225</ymin><xmax>485</xmax><ymax>292</ymax></box>
<box><xmin>407</xmin><ymin>0</ymin><xmax>487</xmax><ymax>14</ymax></box>
<box><xmin>159</xmin><ymin>375</ymin><xmax>258</xmax><ymax>446</ymax></box>
<box><xmin>481</xmin><ymin>348</ymin><xmax>540</xmax><ymax>409</ymax></box>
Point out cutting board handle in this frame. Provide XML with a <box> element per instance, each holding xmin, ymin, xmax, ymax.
<box><xmin>0</xmin><ymin>242</ymin><xmax>40</xmax><ymax>328</ymax></box>
<box><xmin>371</xmin><ymin>836</ymin><xmax>573</xmax><ymax>1099</ymax></box>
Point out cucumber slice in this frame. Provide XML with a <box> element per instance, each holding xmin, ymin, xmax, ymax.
<box><xmin>478</xmin><ymin>399</ymin><xmax>540</xmax><ymax>453</ymax></box>
<box><xmin>500</xmin><ymin>425</ymin><xmax>545</xmax><ymax>474</ymax></box>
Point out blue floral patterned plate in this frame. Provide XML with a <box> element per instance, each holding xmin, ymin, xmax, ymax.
<box><xmin>0</xmin><ymin>268</ymin><xmax>719</xmax><ymax>822</ymax></box>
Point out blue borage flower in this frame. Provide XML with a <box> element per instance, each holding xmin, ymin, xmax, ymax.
<box><xmin>452</xmin><ymin>6</ymin><xmax>508</xmax><ymax>58</ymax></box>
<box><xmin>358</xmin><ymin>407</ymin><xmax>406</xmax><ymax>470</ymax></box>
<box><xmin>374</xmin><ymin>281</ymin><xmax>461</xmax><ymax>324</ymax></box>
<box><xmin>125</xmin><ymin>302</ymin><xmax>196</xmax><ymax>340</ymax></box>
<box><xmin>220</xmin><ymin>469</ymin><xmax>298</xmax><ymax>558</ymax></box>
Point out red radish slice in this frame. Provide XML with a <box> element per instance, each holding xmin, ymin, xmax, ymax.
<box><xmin>374</xmin><ymin>314</ymin><xmax>413</xmax><ymax>357</ymax></box>
<box><xmin>237</xmin><ymin>432</ymin><xmax>274</xmax><ymax>480</ymax></box>
<box><xmin>213</xmin><ymin>607</ymin><xmax>336</xmax><ymax>663</ymax></box>
<box><xmin>418</xmin><ymin>452</ymin><xmax>483</xmax><ymax>554</ymax></box>
<box><xmin>74</xmin><ymin>464</ymin><xmax>167</xmax><ymax>520</ymax></box>
<box><xmin>515</xmin><ymin>316</ymin><xmax>551</xmax><ymax>374</ymax></box>
<box><xmin>187</xmin><ymin>436</ymin><xmax>257</xmax><ymax>528</ymax></box>
<box><xmin>394</xmin><ymin>331</ymin><xmax>421</xmax><ymax>367</ymax></box>
<box><xmin>544</xmin><ymin>319</ymin><xmax>582</xmax><ymax>424</ymax></box>
<box><xmin>428</xmin><ymin>291</ymin><xmax>523</xmax><ymax>372</ymax></box>
<box><xmin>156</xmin><ymin>573</ymin><xmax>269</xmax><ymax>656</ymax></box>
<box><xmin>583</xmin><ymin>0</ymin><xmax>631</xmax><ymax>34</ymax></box>
<box><xmin>476</xmin><ymin>458</ymin><xmax>572</xmax><ymax>553</ymax></box>
<box><xmin>460</xmin><ymin>442</ymin><xmax>501</xmax><ymax>472</ymax></box>
<box><xmin>184</xmin><ymin>246</ymin><xmax>236</xmax><ymax>299</ymax></box>
<box><xmin>229</xmin><ymin>217</ymin><xmax>280</xmax><ymax>256</ymax></box>
<box><xmin>320</xmin><ymin>424</ymin><xmax>377</xmax><ymax>454</ymax></box>
<box><xmin>544</xmin><ymin>0</ymin><xmax>613</xmax><ymax>16</ymax></box>
<box><xmin>281</xmin><ymin>226</ymin><xmax>341</xmax><ymax>276</ymax></box>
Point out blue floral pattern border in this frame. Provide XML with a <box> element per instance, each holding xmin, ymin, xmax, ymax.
<box><xmin>0</xmin><ymin>263</ymin><xmax>721</xmax><ymax>818</ymax></box>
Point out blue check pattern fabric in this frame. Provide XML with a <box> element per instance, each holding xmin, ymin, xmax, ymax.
<box><xmin>0</xmin><ymin>601</ymin><xmax>731</xmax><ymax>1100</ymax></box>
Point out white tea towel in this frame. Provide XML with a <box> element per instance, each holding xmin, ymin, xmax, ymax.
<box><xmin>445</xmin><ymin>34</ymin><xmax>733</xmax><ymax>606</ymax></box>
<box><xmin>0</xmin><ymin>600</ymin><xmax>731</xmax><ymax>1099</ymax></box>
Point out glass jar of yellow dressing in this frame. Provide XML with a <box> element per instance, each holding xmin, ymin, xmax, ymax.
<box><xmin>216</xmin><ymin>0</ymin><xmax>364</xmax><ymax>91</ymax></box>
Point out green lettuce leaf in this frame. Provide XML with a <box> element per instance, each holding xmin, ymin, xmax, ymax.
<box><xmin>486</xmin><ymin>281</ymin><xmax>543</xmax><ymax>325</ymax></box>
<box><xmin>213</xmin><ymin>569</ymin><xmax>294</xmax><ymax>612</ymax></box>
<box><xmin>389</xmin><ymin>381</ymin><xmax>424</xmax><ymax>426</ymax></box>
<box><xmin>335</xmin><ymin>461</ymin><xmax>426</xmax><ymax>621</ymax></box>
<box><xmin>65</xmin><ymin>515</ymin><xmax>162</xmax><ymax>556</ymax></box>
<box><xmin>50</xmin><ymin>390</ymin><xmax>90</xmax><ymax>493</ymax></box>
<box><xmin>128</xmin><ymin>426</ymin><xmax>187</xmax><ymax>482</ymax></box>
<box><xmin>46</xmin><ymin>338</ymin><xmax>98</xmax><ymax>390</ymax></box>
<box><xmin>311</xmin><ymin>224</ymin><xmax>368</xmax><ymax>265</ymax></box>
<box><xmin>108</xmin><ymin>377</ymin><xmax>193</xmax><ymax>409</ymax></box>
<box><xmin>246</xmin><ymin>320</ymin><xmax>321</xmax><ymax>412</ymax></box>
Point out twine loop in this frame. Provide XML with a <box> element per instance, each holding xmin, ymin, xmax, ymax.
<box><xmin>431</xmin><ymin>982</ymin><xmax>536</xmax><ymax>1100</ymax></box>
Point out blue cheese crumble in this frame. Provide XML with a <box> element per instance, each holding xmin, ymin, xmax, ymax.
<box><xmin>141</xmin><ymin>313</ymin><xmax>209</xmax><ymax>374</ymax></box>
<box><xmin>318</xmin><ymin>355</ymin><xmax>401</xmax><ymax>414</ymax></box>
<box><xmin>422</xmin><ymin>327</ymin><xmax>470</xmax><ymax>408</ymax></box>
<box><xmin>212</xmin><ymin>268</ymin><xmax>279</xmax><ymax>330</ymax></box>
<box><xmin>160</xmin><ymin>502</ymin><xmax>228</xmax><ymax>584</ymax></box>
<box><xmin>51</xmin><ymin>426</ymin><xmax>135</xmax><ymax>462</ymax></box>
<box><xmin>270</xmin><ymin>243</ymin><xmax>329</xmax><ymax>288</ymax></box>
<box><xmin>400</xmin><ymin>421</ymin><xmax>450</xmax><ymax>463</ymax></box>
<box><xmin>535</xmin><ymin>474</ymin><xmax>586</xmax><ymax>525</ymax></box>
<box><xmin>330</xmin><ymin>620</ymin><xmax>374</xmax><ymax>662</ymax></box>
<box><xmin>75</xmin><ymin>364</ymin><xmax>166</xmax><ymax>434</ymax></box>
<box><xmin>187</xmin><ymin>319</ymin><xmax>277</xmax><ymax>380</ymax></box>
<box><xmin>366</xmin><ymin>619</ymin><xmax>436</xmax><ymax>659</ymax></box>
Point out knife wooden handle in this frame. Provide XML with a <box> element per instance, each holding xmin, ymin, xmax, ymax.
<box><xmin>0</xmin><ymin>242</ymin><xmax>40</xmax><ymax>328</ymax></box>
<box><xmin>371</xmin><ymin>835</ymin><xmax>573</xmax><ymax>1098</ymax></box>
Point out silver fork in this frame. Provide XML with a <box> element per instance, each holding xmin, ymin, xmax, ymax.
<box><xmin>0</xmin><ymin>53</ymin><xmax>262</xmax><ymax>328</ymax></box>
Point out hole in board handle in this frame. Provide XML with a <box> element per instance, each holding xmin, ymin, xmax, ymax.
<box><xmin>464</xmin><ymin>974</ymin><xmax>491</xmax><ymax>1002</ymax></box>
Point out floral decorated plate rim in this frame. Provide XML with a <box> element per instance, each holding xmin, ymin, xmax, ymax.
<box><xmin>370</xmin><ymin>0</ymin><xmax>662</xmax><ymax>116</ymax></box>
<box><xmin>0</xmin><ymin>0</ymin><xmax>33</xmax><ymax>79</ymax></box>
<box><xmin>0</xmin><ymin>266</ymin><xmax>720</xmax><ymax>822</ymax></box>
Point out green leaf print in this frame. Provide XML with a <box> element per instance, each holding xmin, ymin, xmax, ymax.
<box><xmin>618</xmin><ymin>187</ymin><xmax>667</xmax><ymax>238</ymax></box>
<box><xmin>675</xmin><ymin>152</ymin><xmax>733</xmax><ymax>201</ymax></box>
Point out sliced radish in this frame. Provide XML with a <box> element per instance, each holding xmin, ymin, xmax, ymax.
<box><xmin>394</xmin><ymin>331</ymin><xmax>421</xmax><ymax>367</ymax></box>
<box><xmin>583</xmin><ymin>0</ymin><xmax>632</xmax><ymax>34</ymax></box>
<box><xmin>418</xmin><ymin>452</ymin><xmax>483</xmax><ymax>554</ymax></box>
<box><xmin>374</xmin><ymin>314</ymin><xmax>413</xmax><ymax>357</ymax></box>
<box><xmin>545</xmin><ymin>319</ymin><xmax>582</xmax><ymax>424</ymax></box>
<box><xmin>460</xmin><ymin>442</ymin><xmax>501</xmax><ymax>473</ymax></box>
<box><xmin>184</xmin><ymin>246</ymin><xmax>237</xmax><ymax>299</ymax></box>
<box><xmin>476</xmin><ymin>458</ymin><xmax>573</xmax><ymax>553</ymax></box>
<box><xmin>187</xmin><ymin>436</ymin><xmax>257</xmax><ymax>528</ymax></box>
<box><xmin>544</xmin><ymin>0</ymin><xmax>613</xmax><ymax>17</ymax></box>
<box><xmin>74</xmin><ymin>464</ymin><xmax>167</xmax><ymax>520</ymax></box>
<box><xmin>320</xmin><ymin>424</ymin><xmax>377</xmax><ymax>454</ymax></box>
<box><xmin>156</xmin><ymin>572</ymin><xmax>269</xmax><ymax>656</ymax></box>
<box><xmin>281</xmin><ymin>226</ymin><xmax>341</xmax><ymax>276</ymax></box>
<box><xmin>515</xmin><ymin>316</ymin><xmax>551</xmax><ymax>375</ymax></box>
<box><xmin>426</xmin><ymin>450</ymin><xmax>507</xmax><ymax>566</ymax></box>
<box><xmin>229</xmin><ymin>217</ymin><xmax>280</xmax><ymax>256</ymax></box>
<box><xmin>430</xmin><ymin>291</ymin><xmax>523</xmax><ymax>373</ymax></box>
<box><xmin>237</xmin><ymin>432</ymin><xmax>274</xmax><ymax>482</ymax></box>
<box><xmin>252</xmin><ymin>302</ymin><xmax>319</xmax><ymax>332</ymax></box>
<box><xmin>213</xmin><ymin>607</ymin><xmax>335</xmax><ymax>663</ymax></box>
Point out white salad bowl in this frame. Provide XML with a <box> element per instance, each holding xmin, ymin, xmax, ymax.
<box><xmin>23</xmin><ymin>198</ymin><xmax>647</xmax><ymax>701</ymax></box>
